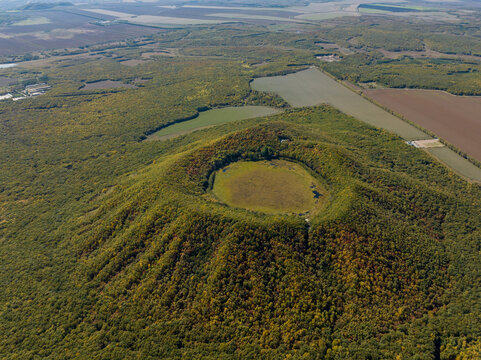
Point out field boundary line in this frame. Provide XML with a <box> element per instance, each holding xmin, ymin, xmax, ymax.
<box><xmin>321</xmin><ymin>68</ymin><xmax>481</xmax><ymax>172</ymax></box>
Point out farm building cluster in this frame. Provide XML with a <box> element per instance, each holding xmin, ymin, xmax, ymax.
<box><xmin>0</xmin><ymin>83</ymin><xmax>50</xmax><ymax>102</ymax></box>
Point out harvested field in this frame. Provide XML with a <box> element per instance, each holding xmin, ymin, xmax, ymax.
<box><xmin>251</xmin><ymin>67</ymin><xmax>427</xmax><ymax>140</ymax></box>
<box><xmin>0</xmin><ymin>10</ymin><xmax>160</xmax><ymax>56</ymax></box>
<box><xmin>213</xmin><ymin>160</ymin><xmax>325</xmax><ymax>215</ymax></box>
<box><xmin>365</xmin><ymin>89</ymin><xmax>481</xmax><ymax>162</ymax></box>
<box><xmin>81</xmin><ymin>8</ymin><xmax>224</xmax><ymax>25</ymax></box>
<box><xmin>82</xmin><ymin>80</ymin><xmax>136</xmax><ymax>90</ymax></box>
<box><xmin>0</xmin><ymin>77</ymin><xmax>17</xmax><ymax>86</ymax></box>
<box><xmin>145</xmin><ymin>106</ymin><xmax>279</xmax><ymax>141</ymax></box>
<box><xmin>206</xmin><ymin>13</ymin><xmax>303</xmax><ymax>22</ymax></box>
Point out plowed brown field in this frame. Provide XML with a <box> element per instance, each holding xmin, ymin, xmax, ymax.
<box><xmin>365</xmin><ymin>89</ymin><xmax>481</xmax><ymax>162</ymax></box>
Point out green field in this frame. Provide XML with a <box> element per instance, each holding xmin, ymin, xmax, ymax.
<box><xmin>427</xmin><ymin>147</ymin><xmax>481</xmax><ymax>182</ymax></box>
<box><xmin>12</xmin><ymin>16</ymin><xmax>51</xmax><ymax>26</ymax></box>
<box><xmin>145</xmin><ymin>106</ymin><xmax>279</xmax><ymax>141</ymax></box>
<box><xmin>251</xmin><ymin>67</ymin><xmax>427</xmax><ymax>140</ymax></box>
<box><xmin>251</xmin><ymin>68</ymin><xmax>481</xmax><ymax>182</ymax></box>
<box><xmin>212</xmin><ymin>160</ymin><xmax>325</xmax><ymax>214</ymax></box>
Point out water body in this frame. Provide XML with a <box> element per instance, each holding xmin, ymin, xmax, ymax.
<box><xmin>251</xmin><ymin>67</ymin><xmax>481</xmax><ymax>183</ymax></box>
<box><xmin>145</xmin><ymin>106</ymin><xmax>279</xmax><ymax>141</ymax></box>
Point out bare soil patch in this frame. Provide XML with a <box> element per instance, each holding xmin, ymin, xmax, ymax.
<box><xmin>365</xmin><ymin>89</ymin><xmax>481</xmax><ymax>162</ymax></box>
<box><xmin>0</xmin><ymin>77</ymin><xmax>17</xmax><ymax>86</ymax></box>
<box><xmin>410</xmin><ymin>139</ymin><xmax>444</xmax><ymax>148</ymax></box>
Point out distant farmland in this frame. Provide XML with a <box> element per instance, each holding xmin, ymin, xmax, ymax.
<box><xmin>251</xmin><ymin>67</ymin><xmax>427</xmax><ymax>140</ymax></box>
<box><xmin>365</xmin><ymin>89</ymin><xmax>481</xmax><ymax>162</ymax></box>
<box><xmin>252</xmin><ymin>68</ymin><xmax>481</xmax><ymax>183</ymax></box>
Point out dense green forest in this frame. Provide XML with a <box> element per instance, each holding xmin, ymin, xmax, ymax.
<box><xmin>1</xmin><ymin>16</ymin><xmax>481</xmax><ymax>360</ymax></box>
<box><xmin>323</xmin><ymin>53</ymin><xmax>481</xmax><ymax>95</ymax></box>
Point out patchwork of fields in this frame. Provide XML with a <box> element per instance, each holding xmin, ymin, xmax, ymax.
<box><xmin>365</xmin><ymin>89</ymin><xmax>481</xmax><ymax>162</ymax></box>
<box><xmin>252</xmin><ymin>68</ymin><xmax>481</xmax><ymax>183</ymax></box>
<box><xmin>252</xmin><ymin>67</ymin><xmax>427</xmax><ymax>140</ymax></box>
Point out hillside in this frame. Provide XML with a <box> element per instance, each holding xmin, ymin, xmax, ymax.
<box><xmin>2</xmin><ymin>105</ymin><xmax>481</xmax><ymax>358</ymax></box>
<box><xmin>1</xmin><ymin>17</ymin><xmax>481</xmax><ymax>360</ymax></box>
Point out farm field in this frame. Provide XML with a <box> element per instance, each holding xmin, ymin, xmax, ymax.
<box><xmin>81</xmin><ymin>8</ymin><xmax>226</xmax><ymax>26</ymax></box>
<box><xmin>12</xmin><ymin>17</ymin><xmax>51</xmax><ymax>26</ymax></box>
<box><xmin>212</xmin><ymin>160</ymin><xmax>325</xmax><ymax>215</ymax></box>
<box><xmin>427</xmin><ymin>147</ymin><xmax>481</xmax><ymax>182</ymax></box>
<box><xmin>0</xmin><ymin>10</ymin><xmax>159</xmax><ymax>56</ymax></box>
<box><xmin>251</xmin><ymin>67</ymin><xmax>426</xmax><ymax>140</ymax></box>
<box><xmin>205</xmin><ymin>13</ymin><xmax>304</xmax><ymax>22</ymax></box>
<box><xmin>365</xmin><ymin>89</ymin><xmax>481</xmax><ymax>162</ymax></box>
<box><xmin>145</xmin><ymin>106</ymin><xmax>279</xmax><ymax>141</ymax></box>
<box><xmin>252</xmin><ymin>68</ymin><xmax>481</xmax><ymax>182</ymax></box>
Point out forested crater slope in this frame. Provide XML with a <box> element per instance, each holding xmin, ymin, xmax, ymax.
<box><xmin>6</xmin><ymin>107</ymin><xmax>477</xmax><ymax>358</ymax></box>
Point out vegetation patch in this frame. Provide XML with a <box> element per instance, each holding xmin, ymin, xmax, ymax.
<box><xmin>81</xmin><ymin>80</ymin><xmax>136</xmax><ymax>90</ymax></box>
<box><xmin>12</xmin><ymin>17</ymin><xmax>51</xmax><ymax>26</ymax></box>
<box><xmin>212</xmin><ymin>159</ymin><xmax>325</xmax><ymax>215</ymax></box>
<box><xmin>145</xmin><ymin>106</ymin><xmax>279</xmax><ymax>141</ymax></box>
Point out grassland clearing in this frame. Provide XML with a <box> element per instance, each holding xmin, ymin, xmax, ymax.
<box><xmin>145</xmin><ymin>106</ymin><xmax>279</xmax><ymax>141</ymax></box>
<box><xmin>12</xmin><ymin>17</ymin><xmax>51</xmax><ymax>26</ymax></box>
<box><xmin>212</xmin><ymin>160</ymin><xmax>325</xmax><ymax>215</ymax></box>
<box><xmin>365</xmin><ymin>89</ymin><xmax>481</xmax><ymax>162</ymax></box>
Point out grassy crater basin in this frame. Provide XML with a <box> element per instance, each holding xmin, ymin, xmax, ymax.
<box><xmin>212</xmin><ymin>160</ymin><xmax>326</xmax><ymax>215</ymax></box>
